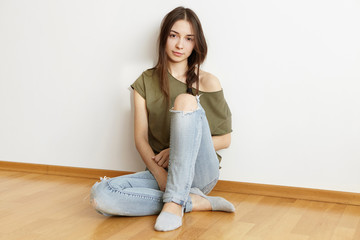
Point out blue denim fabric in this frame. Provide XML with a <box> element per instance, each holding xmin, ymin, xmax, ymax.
<box><xmin>90</xmin><ymin>96</ymin><xmax>219</xmax><ymax>216</ymax></box>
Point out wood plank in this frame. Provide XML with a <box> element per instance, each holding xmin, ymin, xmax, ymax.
<box><xmin>0</xmin><ymin>160</ymin><xmax>132</xmax><ymax>179</ymax></box>
<box><xmin>1</xmin><ymin>160</ymin><xmax>360</xmax><ymax>206</ymax></box>
<box><xmin>214</xmin><ymin>180</ymin><xmax>360</xmax><ymax>206</ymax></box>
<box><xmin>1</xmin><ymin>170</ymin><xmax>360</xmax><ymax>240</ymax></box>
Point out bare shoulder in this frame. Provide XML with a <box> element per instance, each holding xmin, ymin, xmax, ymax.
<box><xmin>199</xmin><ymin>70</ymin><xmax>222</xmax><ymax>92</ymax></box>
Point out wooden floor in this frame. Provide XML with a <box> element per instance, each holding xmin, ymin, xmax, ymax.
<box><xmin>0</xmin><ymin>170</ymin><xmax>360</xmax><ymax>240</ymax></box>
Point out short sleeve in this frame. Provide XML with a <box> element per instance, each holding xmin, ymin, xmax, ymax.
<box><xmin>212</xmin><ymin>99</ymin><xmax>232</xmax><ymax>136</ymax></box>
<box><xmin>131</xmin><ymin>73</ymin><xmax>146</xmax><ymax>99</ymax></box>
<box><xmin>200</xmin><ymin>90</ymin><xmax>232</xmax><ymax>136</ymax></box>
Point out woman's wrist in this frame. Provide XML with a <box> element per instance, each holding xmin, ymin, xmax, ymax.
<box><xmin>152</xmin><ymin>167</ymin><xmax>168</xmax><ymax>191</ymax></box>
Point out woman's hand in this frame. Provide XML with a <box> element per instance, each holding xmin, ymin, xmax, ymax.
<box><xmin>152</xmin><ymin>148</ymin><xmax>170</xmax><ymax>168</ymax></box>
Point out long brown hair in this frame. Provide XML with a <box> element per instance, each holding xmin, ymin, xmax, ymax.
<box><xmin>155</xmin><ymin>7</ymin><xmax>208</xmax><ymax>102</ymax></box>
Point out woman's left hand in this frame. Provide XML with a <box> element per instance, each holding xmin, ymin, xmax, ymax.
<box><xmin>152</xmin><ymin>148</ymin><xmax>170</xmax><ymax>168</ymax></box>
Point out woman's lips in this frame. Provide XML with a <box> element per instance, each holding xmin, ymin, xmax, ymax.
<box><xmin>172</xmin><ymin>51</ymin><xmax>183</xmax><ymax>57</ymax></box>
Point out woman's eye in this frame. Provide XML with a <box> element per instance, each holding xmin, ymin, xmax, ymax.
<box><xmin>187</xmin><ymin>38</ymin><xmax>194</xmax><ymax>41</ymax></box>
<box><xmin>169</xmin><ymin>34</ymin><xmax>177</xmax><ymax>38</ymax></box>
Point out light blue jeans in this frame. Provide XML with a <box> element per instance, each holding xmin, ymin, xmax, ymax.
<box><xmin>90</xmin><ymin>96</ymin><xmax>219</xmax><ymax>216</ymax></box>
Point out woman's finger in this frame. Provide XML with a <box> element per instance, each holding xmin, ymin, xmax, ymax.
<box><xmin>152</xmin><ymin>154</ymin><xmax>161</xmax><ymax>163</ymax></box>
<box><xmin>157</xmin><ymin>157</ymin><xmax>166</xmax><ymax>166</ymax></box>
<box><xmin>162</xmin><ymin>160</ymin><xmax>169</xmax><ymax>168</ymax></box>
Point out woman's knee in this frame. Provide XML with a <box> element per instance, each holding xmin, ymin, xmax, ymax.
<box><xmin>90</xmin><ymin>180</ymin><xmax>113</xmax><ymax>214</ymax></box>
<box><xmin>173</xmin><ymin>93</ymin><xmax>198</xmax><ymax>111</ymax></box>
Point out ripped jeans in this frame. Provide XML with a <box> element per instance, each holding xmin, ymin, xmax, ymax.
<box><xmin>90</xmin><ymin>96</ymin><xmax>220</xmax><ymax>216</ymax></box>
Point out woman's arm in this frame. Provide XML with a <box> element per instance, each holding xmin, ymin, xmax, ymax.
<box><xmin>199</xmin><ymin>71</ymin><xmax>232</xmax><ymax>151</ymax></box>
<box><xmin>133</xmin><ymin>90</ymin><xmax>168</xmax><ymax>191</ymax></box>
<box><xmin>212</xmin><ymin>133</ymin><xmax>231</xmax><ymax>151</ymax></box>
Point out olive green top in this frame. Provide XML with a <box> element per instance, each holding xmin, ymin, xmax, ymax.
<box><xmin>131</xmin><ymin>68</ymin><xmax>232</xmax><ymax>161</ymax></box>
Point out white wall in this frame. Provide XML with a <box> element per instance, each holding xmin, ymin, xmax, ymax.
<box><xmin>0</xmin><ymin>0</ymin><xmax>359</xmax><ymax>193</ymax></box>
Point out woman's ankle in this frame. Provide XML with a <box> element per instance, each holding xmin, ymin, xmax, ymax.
<box><xmin>190</xmin><ymin>194</ymin><xmax>212</xmax><ymax>211</ymax></box>
<box><xmin>161</xmin><ymin>202</ymin><xmax>183</xmax><ymax>216</ymax></box>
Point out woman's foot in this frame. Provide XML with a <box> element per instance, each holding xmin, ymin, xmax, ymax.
<box><xmin>205</xmin><ymin>196</ymin><xmax>235</xmax><ymax>212</ymax></box>
<box><xmin>154</xmin><ymin>202</ymin><xmax>183</xmax><ymax>232</ymax></box>
<box><xmin>161</xmin><ymin>202</ymin><xmax>183</xmax><ymax>216</ymax></box>
<box><xmin>154</xmin><ymin>190</ymin><xmax>235</xmax><ymax>232</ymax></box>
<box><xmin>191</xmin><ymin>188</ymin><xmax>235</xmax><ymax>212</ymax></box>
<box><xmin>190</xmin><ymin>193</ymin><xmax>212</xmax><ymax>211</ymax></box>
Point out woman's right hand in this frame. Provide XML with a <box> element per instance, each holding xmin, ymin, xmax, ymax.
<box><xmin>152</xmin><ymin>148</ymin><xmax>170</xmax><ymax>168</ymax></box>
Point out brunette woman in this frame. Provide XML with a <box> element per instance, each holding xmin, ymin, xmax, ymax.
<box><xmin>90</xmin><ymin>6</ymin><xmax>234</xmax><ymax>232</ymax></box>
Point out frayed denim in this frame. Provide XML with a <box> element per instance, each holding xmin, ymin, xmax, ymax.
<box><xmin>90</xmin><ymin>96</ymin><xmax>219</xmax><ymax>216</ymax></box>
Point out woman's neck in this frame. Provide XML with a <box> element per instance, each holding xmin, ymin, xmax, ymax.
<box><xmin>168</xmin><ymin>61</ymin><xmax>188</xmax><ymax>82</ymax></box>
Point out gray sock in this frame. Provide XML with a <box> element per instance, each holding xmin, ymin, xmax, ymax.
<box><xmin>205</xmin><ymin>196</ymin><xmax>235</xmax><ymax>212</ymax></box>
<box><xmin>154</xmin><ymin>211</ymin><xmax>182</xmax><ymax>232</ymax></box>
<box><xmin>190</xmin><ymin>188</ymin><xmax>235</xmax><ymax>212</ymax></box>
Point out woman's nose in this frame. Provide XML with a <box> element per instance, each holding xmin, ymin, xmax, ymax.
<box><xmin>176</xmin><ymin>38</ymin><xmax>184</xmax><ymax>49</ymax></box>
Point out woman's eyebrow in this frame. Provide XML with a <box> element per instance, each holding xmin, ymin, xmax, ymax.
<box><xmin>170</xmin><ymin>30</ymin><xmax>194</xmax><ymax>37</ymax></box>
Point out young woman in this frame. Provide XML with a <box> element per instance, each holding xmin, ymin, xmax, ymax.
<box><xmin>90</xmin><ymin>6</ymin><xmax>234</xmax><ymax>232</ymax></box>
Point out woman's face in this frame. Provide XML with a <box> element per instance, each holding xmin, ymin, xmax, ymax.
<box><xmin>165</xmin><ymin>20</ymin><xmax>196</xmax><ymax>64</ymax></box>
